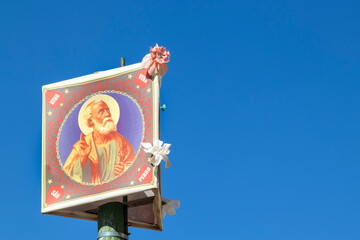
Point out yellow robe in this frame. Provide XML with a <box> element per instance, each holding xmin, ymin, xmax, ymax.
<box><xmin>64</xmin><ymin>131</ymin><xmax>135</xmax><ymax>185</ymax></box>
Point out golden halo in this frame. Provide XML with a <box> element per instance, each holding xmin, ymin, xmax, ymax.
<box><xmin>78</xmin><ymin>94</ymin><xmax>120</xmax><ymax>135</ymax></box>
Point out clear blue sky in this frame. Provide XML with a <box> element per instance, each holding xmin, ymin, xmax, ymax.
<box><xmin>1</xmin><ymin>0</ymin><xmax>360</xmax><ymax>239</ymax></box>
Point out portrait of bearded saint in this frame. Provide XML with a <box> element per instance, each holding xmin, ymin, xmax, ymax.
<box><xmin>64</xmin><ymin>100</ymin><xmax>135</xmax><ymax>185</ymax></box>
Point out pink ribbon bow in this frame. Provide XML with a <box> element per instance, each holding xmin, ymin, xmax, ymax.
<box><xmin>142</xmin><ymin>44</ymin><xmax>170</xmax><ymax>77</ymax></box>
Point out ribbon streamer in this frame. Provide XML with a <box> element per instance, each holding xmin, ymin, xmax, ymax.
<box><xmin>141</xmin><ymin>140</ymin><xmax>171</xmax><ymax>168</ymax></box>
<box><xmin>162</xmin><ymin>197</ymin><xmax>180</xmax><ymax>218</ymax></box>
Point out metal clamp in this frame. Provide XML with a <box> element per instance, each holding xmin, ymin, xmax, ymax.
<box><xmin>97</xmin><ymin>231</ymin><xmax>129</xmax><ymax>240</ymax></box>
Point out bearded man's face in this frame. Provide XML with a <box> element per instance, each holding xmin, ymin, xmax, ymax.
<box><xmin>90</xmin><ymin>101</ymin><xmax>117</xmax><ymax>135</ymax></box>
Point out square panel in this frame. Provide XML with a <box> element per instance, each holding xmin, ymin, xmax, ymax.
<box><xmin>42</xmin><ymin>63</ymin><xmax>162</xmax><ymax>230</ymax></box>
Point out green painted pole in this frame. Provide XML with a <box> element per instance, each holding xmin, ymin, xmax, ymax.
<box><xmin>97</xmin><ymin>57</ymin><xmax>128</xmax><ymax>240</ymax></box>
<box><xmin>98</xmin><ymin>202</ymin><xmax>128</xmax><ymax>240</ymax></box>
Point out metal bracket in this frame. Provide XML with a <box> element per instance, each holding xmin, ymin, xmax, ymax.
<box><xmin>97</xmin><ymin>231</ymin><xmax>129</xmax><ymax>240</ymax></box>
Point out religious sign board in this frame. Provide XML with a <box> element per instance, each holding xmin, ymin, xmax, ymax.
<box><xmin>42</xmin><ymin>63</ymin><xmax>163</xmax><ymax>230</ymax></box>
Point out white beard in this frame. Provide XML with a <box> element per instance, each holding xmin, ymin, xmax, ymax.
<box><xmin>93</xmin><ymin>118</ymin><xmax>117</xmax><ymax>135</ymax></box>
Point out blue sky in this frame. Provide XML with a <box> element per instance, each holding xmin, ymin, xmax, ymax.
<box><xmin>1</xmin><ymin>0</ymin><xmax>360</xmax><ymax>239</ymax></box>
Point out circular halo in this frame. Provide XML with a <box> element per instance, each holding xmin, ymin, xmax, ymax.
<box><xmin>78</xmin><ymin>94</ymin><xmax>120</xmax><ymax>135</ymax></box>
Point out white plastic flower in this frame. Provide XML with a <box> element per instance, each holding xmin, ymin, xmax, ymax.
<box><xmin>162</xmin><ymin>197</ymin><xmax>180</xmax><ymax>218</ymax></box>
<box><xmin>141</xmin><ymin>140</ymin><xmax>171</xmax><ymax>168</ymax></box>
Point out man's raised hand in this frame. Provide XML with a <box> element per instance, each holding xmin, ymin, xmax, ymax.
<box><xmin>114</xmin><ymin>162</ymin><xmax>124</xmax><ymax>176</ymax></box>
<box><xmin>79</xmin><ymin>133</ymin><xmax>91</xmax><ymax>159</ymax></box>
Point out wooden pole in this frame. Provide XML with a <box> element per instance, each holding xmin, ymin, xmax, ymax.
<box><xmin>120</xmin><ymin>58</ymin><xmax>125</xmax><ymax>68</ymax></box>
<box><xmin>97</xmin><ymin>57</ymin><xmax>128</xmax><ymax>240</ymax></box>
